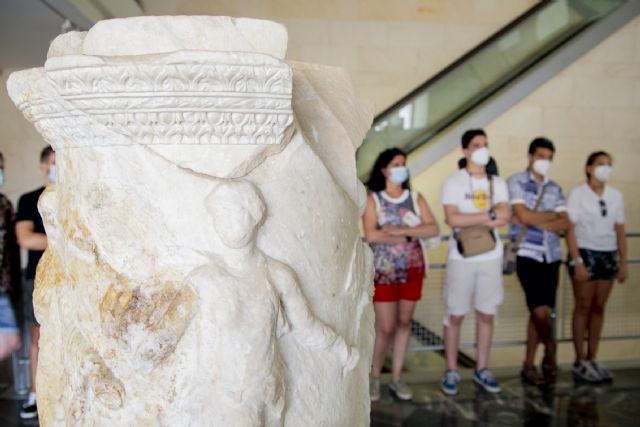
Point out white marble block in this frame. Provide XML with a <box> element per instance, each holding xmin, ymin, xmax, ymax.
<box><xmin>7</xmin><ymin>16</ymin><xmax>374</xmax><ymax>427</ymax></box>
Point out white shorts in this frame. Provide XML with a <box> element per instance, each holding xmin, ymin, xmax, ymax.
<box><xmin>443</xmin><ymin>257</ymin><xmax>503</xmax><ymax>320</ymax></box>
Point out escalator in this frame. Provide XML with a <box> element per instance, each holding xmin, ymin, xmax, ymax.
<box><xmin>356</xmin><ymin>0</ymin><xmax>640</xmax><ymax>180</ymax></box>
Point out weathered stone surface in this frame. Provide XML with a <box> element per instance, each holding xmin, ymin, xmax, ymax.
<box><xmin>8</xmin><ymin>16</ymin><xmax>374</xmax><ymax>427</ymax></box>
<box><xmin>82</xmin><ymin>16</ymin><xmax>288</xmax><ymax>59</ymax></box>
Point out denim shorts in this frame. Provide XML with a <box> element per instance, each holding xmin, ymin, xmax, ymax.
<box><xmin>0</xmin><ymin>292</ymin><xmax>19</xmax><ymax>334</ymax></box>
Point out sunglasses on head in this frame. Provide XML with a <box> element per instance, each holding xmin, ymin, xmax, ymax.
<box><xmin>599</xmin><ymin>199</ymin><xmax>607</xmax><ymax>217</ymax></box>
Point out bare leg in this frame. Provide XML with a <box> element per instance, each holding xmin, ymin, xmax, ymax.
<box><xmin>0</xmin><ymin>333</ymin><xmax>21</xmax><ymax>360</ymax></box>
<box><xmin>586</xmin><ymin>280</ymin><xmax>614</xmax><ymax>361</ymax></box>
<box><xmin>572</xmin><ymin>279</ymin><xmax>596</xmax><ymax>362</ymax></box>
<box><xmin>371</xmin><ymin>302</ymin><xmax>397</xmax><ymax>378</ymax></box>
<box><xmin>524</xmin><ymin>316</ymin><xmax>538</xmax><ymax>366</ymax></box>
<box><xmin>530</xmin><ymin>305</ymin><xmax>554</xmax><ymax>355</ymax></box>
<box><xmin>391</xmin><ymin>300</ymin><xmax>417</xmax><ymax>380</ymax></box>
<box><xmin>475</xmin><ymin>311</ymin><xmax>494</xmax><ymax>370</ymax></box>
<box><xmin>30</xmin><ymin>325</ymin><xmax>39</xmax><ymax>394</ymax></box>
<box><xmin>444</xmin><ymin>315</ymin><xmax>464</xmax><ymax>371</ymax></box>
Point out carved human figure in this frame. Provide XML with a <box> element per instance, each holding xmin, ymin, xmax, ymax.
<box><xmin>187</xmin><ymin>180</ymin><xmax>358</xmax><ymax>426</ymax></box>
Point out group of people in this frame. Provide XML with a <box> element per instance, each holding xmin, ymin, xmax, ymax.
<box><xmin>365</xmin><ymin>129</ymin><xmax>627</xmax><ymax>401</ymax></box>
<box><xmin>0</xmin><ymin>145</ymin><xmax>55</xmax><ymax>419</ymax></box>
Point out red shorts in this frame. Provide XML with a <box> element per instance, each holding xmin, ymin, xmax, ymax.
<box><xmin>373</xmin><ymin>266</ymin><xmax>425</xmax><ymax>302</ymax></box>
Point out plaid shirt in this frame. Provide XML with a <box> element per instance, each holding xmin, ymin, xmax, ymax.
<box><xmin>507</xmin><ymin>170</ymin><xmax>566</xmax><ymax>263</ymax></box>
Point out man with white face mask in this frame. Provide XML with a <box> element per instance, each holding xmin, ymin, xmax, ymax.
<box><xmin>440</xmin><ymin>129</ymin><xmax>511</xmax><ymax>395</ymax></box>
<box><xmin>506</xmin><ymin>137</ymin><xmax>569</xmax><ymax>385</ymax></box>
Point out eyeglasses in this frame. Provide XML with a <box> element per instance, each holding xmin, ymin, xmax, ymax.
<box><xmin>599</xmin><ymin>199</ymin><xmax>607</xmax><ymax>217</ymax></box>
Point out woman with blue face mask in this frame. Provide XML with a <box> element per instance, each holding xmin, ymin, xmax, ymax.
<box><xmin>362</xmin><ymin>148</ymin><xmax>439</xmax><ymax>402</ymax></box>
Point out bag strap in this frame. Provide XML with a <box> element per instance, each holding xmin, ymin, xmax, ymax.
<box><xmin>488</xmin><ymin>175</ymin><xmax>494</xmax><ymax>210</ymax></box>
<box><xmin>411</xmin><ymin>190</ymin><xmax>420</xmax><ymax>216</ymax></box>
<box><xmin>514</xmin><ymin>184</ymin><xmax>547</xmax><ymax>247</ymax></box>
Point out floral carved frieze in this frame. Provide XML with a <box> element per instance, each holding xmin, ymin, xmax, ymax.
<box><xmin>13</xmin><ymin>52</ymin><xmax>293</xmax><ymax>148</ymax></box>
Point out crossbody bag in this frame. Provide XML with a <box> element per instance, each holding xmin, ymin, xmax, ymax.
<box><xmin>454</xmin><ymin>176</ymin><xmax>496</xmax><ymax>258</ymax></box>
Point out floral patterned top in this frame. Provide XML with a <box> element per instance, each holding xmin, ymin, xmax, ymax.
<box><xmin>370</xmin><ymin>190</ymin><xmax>425</xmax><ymax>285</ymax></box>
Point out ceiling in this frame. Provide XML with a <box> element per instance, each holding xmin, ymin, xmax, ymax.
<box><xmin>0</xmin><ymin>0</ymin><xmax>143</xmax><ymax>68</ymax></box>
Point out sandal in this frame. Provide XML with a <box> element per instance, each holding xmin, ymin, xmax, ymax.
<box><xmin>520</xmin><ymin>363</ymin><xmax>544</xmax><ymax>385</ymax></box>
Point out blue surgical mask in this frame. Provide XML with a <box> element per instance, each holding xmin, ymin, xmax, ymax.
<box><xmin>389</xmin><ymin>166</ymin><xmax>409</xmax><ymax>185</ymax></box>
<box><xmin>48</xmin><ymin>165</ymin><xmax>57</xmax><ymax>184</ymax></box>
<box><xmin>0</xmin><ymin>169</ymin><xmax>4</xmax><ymax>188</ymax></box>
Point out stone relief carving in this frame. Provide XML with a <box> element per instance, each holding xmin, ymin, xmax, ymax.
<box><xmin>188</xmin><ymin>180</ymin><xmax>358</xmax><ymax>426</ymax></box>
<box><xmin>18</xmin><ymin>53</ymin><xmax>293</xmax><ymax>148</ymax></box>
<box><xmin>8</xmin><ymin>16</ymin><xmax>374</xmax><ymax>427</ymax></box>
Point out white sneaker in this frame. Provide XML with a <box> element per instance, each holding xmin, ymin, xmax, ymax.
<box><xmin>369</xmin><ymin>377</ymin><xmax>381</xmax><ymax>402</ymax></box>
<box><xmin>590</xmin><ymin>361</ymin><xmax>613</xmax><ymax>382</ymax></box>
<box><xmin>20</xmin><ymin>392</ymin><xmax>37</xmax><ymax>419</ymax></box>
<box><xmin>388</xmin><ymin>378</ymin><xmax>413</xmax><ymax>401</ymax></box>
<box><xmin>572</xmin><ymin>361</ymin><xmax>602</xmax><ymax>383</ymax></box>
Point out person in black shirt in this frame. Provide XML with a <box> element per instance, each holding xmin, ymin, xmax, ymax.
<box><xmin>15</xmin><ymin>145</ymin><xmax>55</xmax><ymax>420</ymax></box>
<box><xmin>0</xmin><ymin>151</ymin><xmax>21</xmax><ymax>360</ymax></box>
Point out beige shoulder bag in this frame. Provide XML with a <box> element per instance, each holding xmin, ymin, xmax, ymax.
<box><xmin>454</xmin><ymin>176</ymin><xmax>496</xmax><ymax>258</ymax></box>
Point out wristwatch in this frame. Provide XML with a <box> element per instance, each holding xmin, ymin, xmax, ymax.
<box><xmin>488</xmin><ymin>209</ymin><xmax>497</xmax><ymax>221</ymax></box>
<box><xmin>405</xmin><ymin>236</ymin><xmax>412</xmax><ymax>242</ymax></box>
<box><xmin>568</xmin><ymin>258</ymin><xmax>584</xmax><ymax>267</ymax></box>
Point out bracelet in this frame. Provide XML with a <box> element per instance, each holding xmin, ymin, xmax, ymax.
<box><xmin>568</xmin><ymin>258</ymin><xmax>584</xmax><ymax>267</ymax></box>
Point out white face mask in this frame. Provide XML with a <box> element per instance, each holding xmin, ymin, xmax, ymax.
<box><xmin>532</xmin><ymin>159</ymin><xmax>551</xmax><ymax>176</ymax></box>
<box><xmin>594</xmin><ymin>165</ymin><xmax>612</xmax><ymax>182</ymax></box>
<box><xmin>388</xmin><ymin>166</ymin><xmax>409</xmax><ymax>185</ymax></box>
<box><xmin>470</xmin><ymin>147</ymin><xmax>490</xmax><ymax>166</ymax></box>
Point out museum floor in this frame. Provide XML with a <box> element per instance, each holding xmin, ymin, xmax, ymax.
<box><xmin>371</xmin><ymin>367</ymin><xmax>640</xmax><ymax>427</ymax></box>
<box><xmin>0</xmin><ymin>368</ymin><xmax>638</xmax><ymax>426</ymax></box>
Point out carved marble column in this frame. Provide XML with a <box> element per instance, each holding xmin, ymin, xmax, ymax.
<box><xmin>8</xmin><ymin>16</ymin><xmax>374</xmax><ymax>427</ymax></box>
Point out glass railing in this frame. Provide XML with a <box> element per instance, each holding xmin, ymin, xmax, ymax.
<box><xmin>356</xmin><ymin>0</ymin><xmax>628</xmax><ymax>181</ymax></box>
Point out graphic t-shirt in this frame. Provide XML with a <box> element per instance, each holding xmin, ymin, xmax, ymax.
<box><xmin>441</xmin><ymin>169</ymin><xmax>509</xmax><ymax>261</ymax></box>
<box><xmin>369</xmin><ymin>190</ymin><xmax>425</xmax><ymax>285</ymax></box>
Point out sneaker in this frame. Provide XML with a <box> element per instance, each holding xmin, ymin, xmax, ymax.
<box><xmin>388</xmin><ymin>378</ymin><xmax>412</xmax><ymax>401</ymax></box>
<box><xmin>590</xmin><ymin>361</ymin><xmax>613</xmax><ymax>382</ymax></box>
<box><xmin>369</xmin><ymin>377</ymin><xmax>381</xmax><ymax>402</ymax></box>
<box><xmin>572</xmin><ymin>361</ymin><xmax>602</xmax><ymax>383</ymax></box>
<box><xmin>20</xmin><ymin>393</ymin><xmax>38</xmax><ymax>419</ymax></box>
<box><xmin>520</xmin><ymin>363</ymin><xmax>544</xmax><ymax>386</ymax></box>
<box><xmin>441</xmin><ymin>370</ymin><xmax>461</xmax><ymax>396</ymax></box>
<box><xmin>474</xmin><ymin>368</ymin><xmax>501</xmax><ymax>393</ymax></box>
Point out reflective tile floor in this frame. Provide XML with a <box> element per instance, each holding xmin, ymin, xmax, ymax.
<box><xmin>372</xmin><ymin>368</ymin><xmax>640</xmax><ymax>427</ymax></box>
<box><xmin>1</xmin><ymin>369</ymin><xmax>639</xmax><ymax>426</ymax></box>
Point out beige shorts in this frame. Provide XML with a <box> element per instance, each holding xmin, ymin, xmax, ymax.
<box><xmin>443</xmin><ymin>257</ymin><xmax>503</xmax><ymax>321</ymax></box>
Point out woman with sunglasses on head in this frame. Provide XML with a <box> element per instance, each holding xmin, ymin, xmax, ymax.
<box><xmin>566</xmin><ymin>151</ymin><xmax>627</xmax><ymax>383</ymax></box>
<box><xmin>363</xmin><ymin>148</ymin><xmax>439</xmax><ymax>402</ymax></box>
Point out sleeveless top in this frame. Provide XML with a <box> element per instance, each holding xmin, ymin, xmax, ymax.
<box><xmin>369</xmin><ymin>190</ymin><xmax>425</xmax><ymax>285</ymax></box>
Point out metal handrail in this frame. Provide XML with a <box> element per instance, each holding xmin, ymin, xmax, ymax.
<box><xmin>408</xmin><ymin>232</ymin><xmax>640</xmax><ymax>351</ymax></box>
